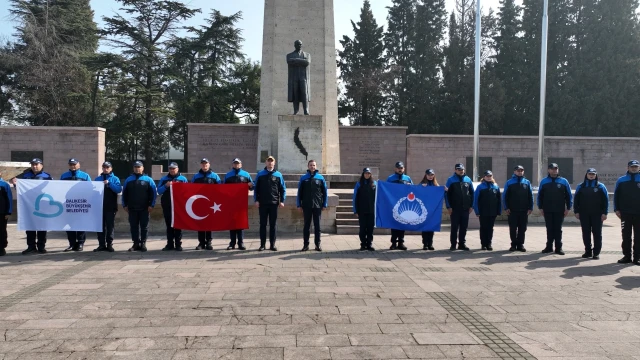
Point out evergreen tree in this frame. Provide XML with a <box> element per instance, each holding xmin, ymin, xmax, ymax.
<box><xmin>338</xmin><ymin>0</ymin><xmax>387</xmax><ymax>126</ymax></box>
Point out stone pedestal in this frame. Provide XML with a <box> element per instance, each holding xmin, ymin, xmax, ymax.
<box><xmin>277</xmin><ymin>115</ymin><xmax>323</xmax><ymax>173</ymax></box>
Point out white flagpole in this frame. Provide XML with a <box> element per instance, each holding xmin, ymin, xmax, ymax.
<box><xmin>537</xmin><ymin>0</ymin><xmax>549</xmax><ymax>184</ymax></box>
<box><xmin>473</xmin><ymin>0</ymin><xmax>481</xmax><ymax>181</ymax></box>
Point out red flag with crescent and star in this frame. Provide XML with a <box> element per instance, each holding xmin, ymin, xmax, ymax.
<box><xmin>170</xmin><ymin>182</ymin><xmax>249</xmax><ymax>231</ymax></box>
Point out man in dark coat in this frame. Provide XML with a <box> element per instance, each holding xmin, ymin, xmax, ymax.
<box><xmin>287</xmin><ymin>39</ymin><xmax>311</xmax><ymax>115</ymax></box>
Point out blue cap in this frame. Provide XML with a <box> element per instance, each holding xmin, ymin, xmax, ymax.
<box><xmin>133</xmin><ymin>161</ymin><xmax>143</xmax><ymax>167</ymax></box>
<box><xmin>587</xmin><ymin>168</ymin><xmax>597</xmax><ymax>174</ymax></box>
<box><xmin>30</xmin><ymin>158</ymin><xmax>42</xmax><ymax>164</ymax></box>
<box><xmin>68</xmin><ymin>158</ymin><xmax>79</xmax><ymax>165</ymax></box>
<box><xmin>455</xmin><ymin>163</ymin><xmax>465</xmax><ymax>170</ymax></box>
<box><xmin>168</xmin><ymin>162</ymin><xmax>178</xmax><ymax>169</ymax></box>
<box><xmin>363</xmin><ymin>167</ymin><xmax>371</xmax><ymax>173</ymax></box>
<box><xmin>629</xmin><ymin>160</ymin><xmax>639</xmax><ymax>167</ymax></box>
<box><xmin>200</xmin><ymin>158</ymin><xmax>210</xmax><ymax>164</ymax></box>
<box><xmin>233</xmin><ymin>158</ymin><xmax>242</xmax><ymax>163</ymax></box>
<box><xmin>425</xmin><ymin>168</ymin><xmax>435</xmax><ymax>175</ymax></box>
<box><xmin>395</xmin><ymin>161</ymin><xmax>404</xmax><ymax>168</ymax></box>
<box><xmin>102</xmin><ymin>161</ymin><xmax>112</xmax><ymax>168</ymax></box>
<box><xmin>484</xmin><ymin>170</ymin><xmax>493</xmax><ymax>176</ymax></box>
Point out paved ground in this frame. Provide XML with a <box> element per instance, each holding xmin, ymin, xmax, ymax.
<box><xmin>1</xmin><ymin>218</ymin><xmax>639</xmax><ymax>360</ymax></box>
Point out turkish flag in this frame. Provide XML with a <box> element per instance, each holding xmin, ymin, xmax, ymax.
<box><xmin>171</xmin><ymin>183</ymin><xmax>249</xmax><ymax>231</ymax></box>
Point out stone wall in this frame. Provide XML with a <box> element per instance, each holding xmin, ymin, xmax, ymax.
<box><xmin>0</xmin><ymin>127</ymin><xmax>105</xmax><ymax>179</ymax></box>
<box><xmin>406</xmin><ymin>135</ymin><xmax>639</xmax><ymax>188</ymax></box>
<box><xmin>338</xmin><ymin>126</ymin><xmax>407</xmax><ymax>176</ymax></box>
<box><xmin>187</xmin><ymin>124</ymin><xmax>259</xmax><ymax>174</ymax></box>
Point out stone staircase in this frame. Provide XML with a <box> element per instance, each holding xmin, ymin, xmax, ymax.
<box><xmin>334</xmin><ymin>190</ymin><xmax>393</xmax><ymax>235</ymax></box>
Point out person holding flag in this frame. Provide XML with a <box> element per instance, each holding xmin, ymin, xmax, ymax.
<box><xmin>94</xmin><ymin>161</ymin><xmax>122</xmax><ymax>252</ymax></box>
<box><xmin>11</xmin><ymin>158</ymin><xmax>52</xmax><ymax>254</ymax></box>
<box><xmin>502</xmin><ymin>165</ymin><xmax>533</xmax><ymax>252</ymax></box>
<box><xmin>353</xmin><ymin>168</ymin><xmax>376</xmax><ymax>251</ymax></box>
<box><xmin>123</xmin><ymin>161</ymin><xmax>157</xmax><ymax>252</ymax></box>
<box><xmin>60</xmin><ymin>158</ymin><xmax>92</xmax><ymax>252</ymax></box>
<box><xmin>223</xmin><ymin>158</ymin><xmax>254</xmax><ymax>251</ymax></box>
<box><xmin>297</xmin><ymin>160</ymin><xmax>328</xmax><ymax>252</ymax></box>
<box><xmin>419</xmin><ymin>169</ymin><xmax>439</xmax><ymax>250</ymax></box>
<box><xmin>191</xmin><ymin>158</ymin><xmax>221</xmax><ymax>251</ymax></box>
<box><xmin>158</xmin><ymin>162</ymin><xmax>188</xmax><ymax>251</ymax></box>
<box><xmin>386</xmin><ymin>161</ymin><xmax>413</xmax><ymax>250</ymax></box>
<box><xmin>573</xmin><ymin>168</ymin><xmax>608</xmax><ymax>260</ymax></box>
<box><xmin>254</xmin><ymin>156</ymin><xmax>286</xmax><ymax>251</ymax></box>
<box><xmin>0</xmin><ymin>169</ymin><xmax>12</xmax><ymax>256</ymax></box>
<box><xmin>473</xmin><ymin>170</ymin><xmax>501</xmax><ymax>251</ymax></box>
<box><xmin>445</xmin><ymin>163</ymin><xmax>474</xmax><ymax>251</ymax></box>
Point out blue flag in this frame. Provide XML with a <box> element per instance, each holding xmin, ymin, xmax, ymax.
<box><xmin>375</xmin><ymin>181</ymin><xmax>445</xmax><ymax>232</ymax></box>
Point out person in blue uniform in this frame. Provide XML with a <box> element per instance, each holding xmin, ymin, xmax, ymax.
<box><xmin>94</xmin><ymin>161</ymin><xmax>122</xmax><ymax>252</ymax></box>
<box><xmin>502</xmin><ymin>165</ymin><xmax>533</xmax><ymax>252</ymax></box>
<box><xmin>122</xmin><ymin>161</ymin><xmax>157</xmax><ymax>252</ymax></box>
<box><xmin>157</xmin><ymin>162</ymin><xmax>188</xmax><ymax>251</ymax></box>
<box><xmin>223</xmin><ymin>158</ymin><xmax>254</xmax><ymax>251</ymax></box>
<box><xmin>614</xmin><ymin>160</ymin><xmax>640</xmax><ymax>264</ymax></box>
<box><xmin>0</xmin><ymin>170</ymin><xmax>12</xmax><ymax>256</ymax></box>
<box><xmin>60</xmin><ymin>158</ymin><xmax>92</xmax><ymax>251</ymax></box>
<box><xmin>191</xmin><ymin>158</ymin><xmax>221</xmax><ymax>250</ymax></box>
<box><xmin>297</xmin><ymin>160</ymin><xmax>328</xmax><ymax>252</ymax></box>
<box><xmin>537</xmin><ymin>163</ymin><xmax>572</xmax><ymax>255</ymax></box>
<box><xmin>12</xmin><ymin>158</ymin><xmax>53</xmax><ymax>254</ymax></box>
<box><xmin>573</xmin><ymin>168</ymin><xmax>608</xmax><ymax>260</ymax></box>
<box><xmin>254</xmin><ymin>156</ymin><xmax>286</xmax><ymax>251</ymax></box>
<box><xmin>473</xmin><ymin>170</ymin><xmax>501</xmax><ymax>251</ymax></box>
<box><xmin>387</xmin><ymin>161</ymin><xmax>413</xmax><ymax>250</ymax></box>
<box><xmin>353</xmin><ymin>168</ymin><xmax>376</xmax><ymax>251</ymax></box>
<box><xmin>445</xmin><ymin>163</ymin><xmax>474</xmax><ymax>251</ymax></box>
<box><xmin>419</xmin><ymin>169</ymin><xmax>439</xmax><ymax>250</ymax></box>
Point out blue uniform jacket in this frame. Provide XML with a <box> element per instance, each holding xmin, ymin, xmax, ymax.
<box><xmin>613</xmin><ymin>172</ymin><xmax>640</xmax><ymax>214</ymax></box>
<box><xmin>93</xmin><ymin>173</ymin><xmax>122</xmax><ymax>193</ymax></box>
<box><xmin>386</xmin><ymin>173</ymin><xmax>413</xmax><ymax>184</ymax></box>
<box><xmin>223</xmin><ymin>169</ymin><xmax>254</xmax><ymax>186</ymax></box>
<box><xmin>537</xmin><ymin>176</ymin><xmax>572</xmax><ymax>211</ymax></box>
<box><xmin>253</xmin><ymin>169</ymin><xmax>286</xmax><ymax>203</ymax></box>
<box><xmin>20</xmin><ymin>170</ymin><xmax>53</xmax><ymax>181</ymax></box>
<box><xmin>60</xmin><ymin>170</ymin><xmax>92</xmax><ymax>181</ymax></box>
<box><xmin>0</xmin><ymin>179</ymin><xmax>13</xmax><ymax>215</ymax></box>
<box><xmin>445</xmin><ymin>174</ymin><xmax>474</xmax><ymax>209</ymax></box>
<box><xmin>473</xmin><ymin>181</ymin><xmax>502</xmax><ymax>216</ymax></box>
<box><xmin>157</xmin><ymin>174</ymin><xmax>188</xmax><ymax>195</ymax></box>
<box><xmin>574</xmin><ymin>180</ymin><xmax>609</xmax><ymax>215</ymax></box>
<box><xmin>352</xmin><ymin>180</ymin><xmax>377</xmax><ymax>214</ymax></box>
<box><xmin>502</xmin><ymin>175</ymin><xmax>534</xmax><ymax>211</ymax></box>
<box><xmin>122</xmin><ymin>174</ymin><xmax>157</xmax><ymax>208</ymax></box>
<box><xmin>297</xmin><ymin>170</ymin><xmax>328</xmax><ymax>208</ymax></box>
<box><xmin>192</xmin><ymin>170</ymin><xmax>221</xmax><ymax>184</ymax></box>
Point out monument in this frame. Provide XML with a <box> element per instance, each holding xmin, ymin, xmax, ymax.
<box><xmin>257</xmin><ymin>0</ymin><xmax>341</xmax><ymax>174</ymax></box>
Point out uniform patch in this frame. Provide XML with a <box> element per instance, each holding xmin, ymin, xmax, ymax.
<box><xmin>271</xmin><ymin>176</ymin><xmax>277</xmax><ymax>182</ymax></box>
<box><xmin>637</xmin><ymin>182</ymin><xmax>640</xmax><ymax>188</ymax></box>
<box><xmin>140</xmin><ymin>180</ymin><xmax>146</xmax><ymax>185</ymax></box>
<box><xmin>522</xmin><ymin>184</ymin><xmax>528</xmax><ymax>189</ymax></box>
<box><xmin>557</xmin><ymin>184</ymin><xmax>562</xmax><ymax>189</ymax></box>
<box><xmin>594</xmin><ymin>188</ymin><xmax>598</xmax><ymax>192</ymax></box>
<box><xmin>315</xmin><ymin>180</ymin><xmax>320</xmax><ymax>185</ymax></box>
<box><xmin>492</xmin><ymin>189</ymin><xmax>498</xmax><ymax>194</ymax></box>
<box><xmin>463</xmin><ymin>183</ymin><xmax>469</xmax><ymax>188</ymax></box>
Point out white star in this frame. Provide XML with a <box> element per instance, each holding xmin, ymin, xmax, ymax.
<box><xmin>211</xmin><ymin>203</ymin><xmax>221</xmax><ymax>213</ymax></box>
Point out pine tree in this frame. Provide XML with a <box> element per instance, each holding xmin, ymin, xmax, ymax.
<box><xmin>337</xmin><ymin>0</ymin><xmax>387</xmax><ymax>126</ymax></box>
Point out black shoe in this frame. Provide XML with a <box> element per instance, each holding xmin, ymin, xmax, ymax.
<box><xmin>427</xmin><ymin>246</ymin><xmax>434</xmax><ymax>250</ymax></box>
<box><xmin>162</xmin><ymin>246</ymin><xmax>174</xmax><ymax>251</ymax></box>
<box><xmin>93</xmin><ymin>246</ymin><xmax>107</xmax><ymax>252</ymax></box>
<box><xmin>175</xmin><ymin>246</ymin><xmax>182</xmax><ymax>251</ymax></box>
<box><xmin>140</xmin><ymin>243</ymin><xmax>147</xmax><ymax>252</ymax></box>
<box><xmin>315</xmin><ymin>245</ymin><xmax>322</xmax><ymax>252</ymax></box>
<box><xmin>270</xmin><ymin>246</ymin><xmax>278</xmax><ymax>251</ymax></box>
<box><xmin>360</xmin><ymin>246</ymin><xmax>367</xmax><ymax>251</ymax></box>
<box><xmin>450</xmin><ymin>246</ymin><xmax>456</xmax><ymax>251</ymax></box>
<box><xmin>541</xmin><ymin>247</ymin><xmax>553</xmax><ymax>254</ymax></box>
<box><xmin>259</xmin><ymin>246</ymin><xmax>265</xmax><ymax>251</ymax></box>
<box><xmin>397</xmin><ymin>244</ymin><xmax>407</xmax><ymax>251</ymax></box>
<box><xmin>390</xmin><ymin>243</ymin><xmax>397</xmax><ymax>250</ymax></box>
<box><xmin>423</xmin><ymin>245</ymin><xmax>428</xmax><ymax>250</ymax></box>
<box><xmin>128</xmin><ymin>244</ymin><xmax>140</xmax><ymax>252</ymax></box>
<box><xmin>205</xmin><ymin>243</ymin><xmax>213</xmax><ymax>251</ymax></box>
<box><xmin>367</xmin><ymin>246</ymin><xmax>375</xmax><ymax>251</ymax></box>
<box><xmin>592</xmin><ymin>255</ymin><xmax>599</xmax><ymax>260</ymax></box>
<box><xmin>634</xmin><ymin>260</ymin><xmax>640</xmax><ymax>266</ymax></box>
<box><xmin>518</xmin><ymin>247</ymin><xmax>527</xmax><ymax>252</ymax></box>
<box><xmin>37</xmin><ymin>248</ymin><xmax>47</xmax><ymax>254</ymax></box>
<box><xmin>618</xmin><ymin>257</ymin><xmax>632</xmax><ymax>264</ymax></box>
<box><xmin>63</xmin><ymin>246</ymin><xmax>74</xmax><ymax>252</ymax></box>
<box><xmin>458</xmin><ymin>245</ymin><xmax>470</xmax><ymax>251</ymax></box>
<box><xmin>226</xmin><ymin>246</ymin><xmax>234</xmax><ymax>250</ymax></box>
<box><xmin>0</xmin><ymin>249</ymin><xmax>5</xmax><ymax>256</ymax></box>
<box><xmin>581</xmin><ymin>252</ymin><xmax>593</xmax><ymax>259</ymax></box>
<box><xmin>106</xmin><ymin>245</ymin><xmax>115</xmax><ymax>252</ymax></box>
<box><xmin>486</xmin><ymin>246</ymin><xmax>493</xmax><ymax>251</ymax></box>
<box><xmin>481</xmin><ymin>246</ymin><xmax>487</xmax><ymax>251</ymax></box>
<box><xmin>195</xmin><ymin>244</ymin><xmax>204</xmax><ymax>250</ymax></box>
<box><xmin>301</xmin><ymin>245</ymin><xmax>309</xmax><ymax>251</ymax></box>
<box><xmin>22</xmin><ymin>247</ymin><xmax>37</xmax><ymax>255</ymax></box>
<box><xmin>509</xmin><ymin>246</ymin><xmax>517</xmax><ymax>251</ymax></box>
<box><xmin>238</xmin><ymin>245</ymin><xmax>246</xmax><ymax>251</ymax></box>
<box><xmin>76</xmin><ymin>244</ymin><xmax>83</xmax><ymax>251</ymax></box>
<box><xmin>554</xmin><ymin>249</ymin><xmax>565</xmax><ymax>255</ymax></box>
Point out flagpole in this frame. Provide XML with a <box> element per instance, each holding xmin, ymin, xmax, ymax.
<box><xmin>473</xmin><ymin>0</ymin><xmax>481</xmax><ymax>181</ymax></box>
<box><xmin>537</xmin><ymin>0</ymin><xmax>549</xmax><ymax>184</ymax></box>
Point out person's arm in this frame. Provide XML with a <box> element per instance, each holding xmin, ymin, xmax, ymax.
<box><xmin>157</xmin><ymin>179</ymin><xmax>168</xmax><ymax>195</ymax></box>
<box><xmin>248</xmin><ymin>173</ymin><xmax>255</xmax><ymax>190</ymax></box>
<box><xmin>601</xmin><ymin>184</ymin><xmax>609</xmax><ymax>215</ymax></box>
<box><xmin>469</xmin><ymin>180</ymin><xmax>475</xmax><ymax>208</ymax></box>
<box><xmin>110</xmin><ymin>176</ymin><xmax>122</xmax><ymax>193</ymax></box>
<box><xmin>352</xmin><ymin>182</ymin><xmax>360</xmax><ymax>214</ymax></box>
<box><xmin>527</xmin><ymin>180</ymin><xmax>534</xmax><ymax>211</ymax></box>
<box><xmin>473</xmin><ymin>185</ymin><xmax>481</xmax><ymax>215</ymax></box>
<box><xmin>4</xmin><ymin>183</ymin><xmax>12</xmax><ymax>215</ymax></box>
<box><xmin>148</xmin><ymin>178</ymin><xmax>157</xmax><ymax>208</ymax></box>
<box><xmin>496</xmin><ymin>188</ymin><xmax>502</xmax><ymax>215</ymax></box>
<box><xmin>573</xmin><ymin>184</ymin><xmax>581</xmax><ymax>214</ymax></box>
<box><xmin>322</xmin><ymin>178</ymin><xmax>328</xmax><ymax>208</ymax></box>
<box><xmin>565</xmin><ymin>180</ymin><xmax>573</xmax><ymax>210</ymax></box>
<box><xmin>253</xmin><ymin>175</ymin><xmax>260</xmax><ymax>202</ymax></box>
<box><xmin>502</xmin><ymin>182</ymin><xmax>510</xmax><ymax>211</ymax></box>
<box><xmin>613</xmin><ymin>178</ymin><xmax>621</xmax><ymax>213</ymax></box>
<box><xmin>121</xmin><ymin>178</ymin><xmax>129</xmax><ymax>208</ymax></box>
<box><xmin>296</xmin><ymin>177</ymin><xmax>304</xmax><ymax>208</ymax></box>
<box><xmin>280</xmin><ymin>174</ymin><xmax>287</xmax><ymax>203</ymax></box>
<box><xmin>444</xmin><ymin>177</ymin><xmax>453</xmax><ymax>209</ymax></box>
<box><xmin>537</xmin><ymin>182</ymin><xmax>544</xmax><ymax>209</ymax></box>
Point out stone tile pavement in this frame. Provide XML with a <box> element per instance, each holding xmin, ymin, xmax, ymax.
<box><xmin>1</xmin><ymin>218</ymin><xmax>640</xmax><ymax>359</ymax></box>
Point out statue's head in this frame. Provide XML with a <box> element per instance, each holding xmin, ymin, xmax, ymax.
<box><xmin>294</xmin><ymin>40</ymin><xmax>303</xmax><ymax>51</ymax></box>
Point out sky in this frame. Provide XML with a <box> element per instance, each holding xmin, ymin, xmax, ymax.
<box><xmin>0</xmin><ymin>0</ymin><xmax>507</xmax><ymax>62</ymax></box>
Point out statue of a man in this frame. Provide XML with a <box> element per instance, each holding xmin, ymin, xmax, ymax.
<box><xmin>286</xmin><ymin>40</ymin><xmax>311</xmax><ymax>115</ymax></box>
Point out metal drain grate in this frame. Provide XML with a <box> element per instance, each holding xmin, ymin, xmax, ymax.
<box><xmin>420</xmin><ymin>267</ymin><xmax>447</xmax><ymax>272</ymax></box>
<box><xmin>464</xmin><ymin>267</ymin><xmax>492</xmax><ymax>272</ymax></box>
<box><xmin>368</xmin><ymin>267</ymin><xmax>398</xmax><ymax>272</ymax></box>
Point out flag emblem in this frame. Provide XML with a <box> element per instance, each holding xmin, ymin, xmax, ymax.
<box><xmin>392</xmin><ymin>192</ymin><xmax>428</xmax><ymax>225</ymax></box>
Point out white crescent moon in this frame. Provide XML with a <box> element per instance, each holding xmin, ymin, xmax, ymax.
<box><xmin>186</xmin><ymin>195</ymin><xmax>209</xmax><ymax>220</ymax></box>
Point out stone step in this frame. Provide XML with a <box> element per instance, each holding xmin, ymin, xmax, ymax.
<box><xmin>336</xmin><ymin>218</ymin><xmax>359</xmax><ymax>226</ymax></box>
<box><xmin>336</xmin><ymin>212</ymin><xmax>357</xmax><ymax>219</ymax></box>
<box><xmin>336</xmin><ymin>206</ymin><xmax>353</xmax><ymax>213</ymax></box>
<box><xmin>335</xmin><ymin>192</ymin><xmax>353</xmax><ymax>200</ymax></box>
<box><xmin>338</xmin><ymin>198</ymin><xmax>352</xmax><ymax>205</ymax></box>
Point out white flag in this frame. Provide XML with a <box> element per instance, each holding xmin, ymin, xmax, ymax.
<box><xmin>17</xmin><ymin>180</ymin><xmax>104</xmax><ymax>231</ymax></box>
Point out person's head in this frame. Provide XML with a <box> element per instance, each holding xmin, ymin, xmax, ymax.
<box><xmin>548</xmin><ymin>163</ymin><xmax>559</xmax><ymax>177</ymax></box>
<box><xmin>514</xmin><ymin>165</ymin><xmax>525</xmax><ymax>176</ymax></box>
<box><xmin>422</xmin><ymin>168</ymin><xmax>439</xmax><ymax>186</ymax></box>
<box><xmin>30</xmin><ymin>158</ymin><xmax>43</xmax><ymax>172</ymax></box>
<box><xmin>360</xmin><ymin>167</ymin><xmax>372</xmax><ymax>183</ymax></box>
<box><xmin>454</xmin><ymin>163</ymin><xmax>465</xmax><ymax>175</ymax></box>
<box><xmin>102</xmin><ymin>161</ymin><xmax>112</xmax><ymax>174</ymax></box>
<box><xmin>483</xmin><ymin>170</ymin><xmax>495</xmax><ymax>184</ymax></box>
<box><xmin>133</xmin><ymin>161</ymin><xmax>144</xmax><ymax>174</ymax></box>
<box><xmin>628</xmin><ymin>160</ymin><xmax>640</xmax><ymax>174</ymax></box>
<box><xmin>585</xmin><ymin>168</ymin><xmax>597</xmax><ymax>182</ymax></box>
<box><xmin>308</xmin><ymin>160</ymin><xmax>317</xmax><ymax>172</ymax></box>
<box><xmin>232</xmin><ymin>158</ymin><xmax>242</xmax><ymax>170</ymax></box>
<box><xmin>68</xmin><ymin>158</ymin><xmax>80</xmax><ymax>171</ymax></box>
<box><xmin>395</xmin><ymin>161</ymin><xmax>405</xmax><ymax>174</ymax></box>
<box><xmin>294</xmin><ymin>39</ymin><xmax>302</xmax><ymax>51</ymax></box>
<box><xmin>266</xmin><ymin>155</ymin><xmax>276</xmax><ymax>169</ymax></box>
<box><xmin>168</xmin><ymin>162</ymin><xmax>179</xmax><ymax>176</ymax></box>
<box><xmin>200</xmin><ymin>158</ymin><xmax>210</xmax><ymax>172</ymax></box>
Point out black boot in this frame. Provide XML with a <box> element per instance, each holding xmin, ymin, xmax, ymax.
<box><xmin>315</xmin><ymin>242</ymin><xmax>322</xmax><ymax>252</ymax></box>
<box><xmin>205</xmin><ymin>241</ymin><xmax>213</xmax><ymax>251</ymax></box>
<box><xmin>301</xmin><ymin>243</ymin><xmax>309</xmax><ymax>251</ymax></box>
<box><xmin>397</xmin><ymin>241</ymin><xmax>407</xmax><ymax>251</ymax></box>
<box><xmin>259</xmin><ymin>241</ymin><xmax>266</xmax><ymax>251</ymax></box>
<box><xmin>162</xmin><ymin>242</ymin><xmax>174</xmax><ymax>251</ymax></box>
<box><xmin>390</xmin><ymin>242</ymin><xmax>397</xmax><ymax>250</ymax></box>
<box><xmin>618</xmin><ymin>256</ymin><xmax>632</xmax><ymax>264</ymax></box>
<box><xmin>581</xmin><ymin>251</ymin><xmax>593</xmax><ymax>259</ymax></box>
<box><xmin>140</xmin><ymin>242</ymin><xmax>147</xmax><ymax>252</ymax></box>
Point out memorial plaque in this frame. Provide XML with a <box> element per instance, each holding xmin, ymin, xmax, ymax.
<box><xmin>465</xmin><ymin>157</ymin><xmax>493</xmax><ymax>180</ymax></box>
<box><xmin>11</xmin><ymin>151</ymin><xmax>43</xmax><ymax>163</ymax></box>
<box><xmin>506</xmin><ymin>157</ymin><xmax>534</xmax><ymax>182</ymax></box>
<box><xmin>548</xmin><ymin>157</ymin><xmax>574</xmax><ymax>184</ymax></box>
